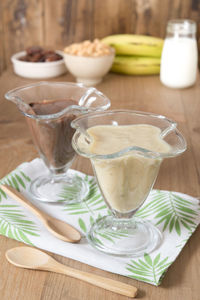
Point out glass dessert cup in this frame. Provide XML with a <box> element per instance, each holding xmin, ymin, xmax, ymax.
<box><xmin>72</xmin><ymin>110</ymin><xmax>187</xmax><ymax>257</ymax></box>
<box><xmin>5</xmin><ymin>82</ymin><xmax>110</xmax><ymax>203</ymax></box>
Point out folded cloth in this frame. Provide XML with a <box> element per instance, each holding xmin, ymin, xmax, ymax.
<box><xmin>0</xmin><ymin>158</ymin><xmax>199</xmax><ymax>286</ymax></box>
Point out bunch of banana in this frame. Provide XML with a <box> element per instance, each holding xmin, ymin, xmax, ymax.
<box><xmin>111</xmin><ymin>56</ymin><xmax>161</xmax><ymax>75</ymax></box>
<box><xmin>102</xmin><ymin>34</ymin><xmax>163</xmax><ymax>75</ymax></box>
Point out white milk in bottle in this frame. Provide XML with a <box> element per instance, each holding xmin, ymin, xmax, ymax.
<box><xmin>160</xmin><ymin>19</ymin><xmax>198</xmax><ymax>89</ymax></box>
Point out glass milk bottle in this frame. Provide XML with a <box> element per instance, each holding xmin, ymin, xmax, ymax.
<box><xmin>160</xmin><ymin>19</ymin><xmax>198</xmax><ymax>89</ymax></box>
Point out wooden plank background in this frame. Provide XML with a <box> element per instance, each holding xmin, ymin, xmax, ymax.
<box><xmin>0</xmin><ymin>0</ymin><xmax>200</xmax><ymax>75</ymax></box>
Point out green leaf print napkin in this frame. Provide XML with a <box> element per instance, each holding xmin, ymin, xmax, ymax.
<box><xmin>0</xmin><ymin>158</ymin><xmax>199</xmax><ymax>286</ymax></box>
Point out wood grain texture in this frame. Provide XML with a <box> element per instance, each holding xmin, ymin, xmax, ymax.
<box><xmin>93</xmin><ymin>0</ymin><xmax>133</xmax><ymax>38</ymax></box>
<box><xmin>1</xmin><ymin>0</ymin><xmax>44</xmax><ymax>69</ymax></box>
<box><xmin>1</xmin><ymin>0</ymin><xmax>200</xmax><ymax>74</ymax></box>
<box><xmin>0</xmin><ymin>68</ymin><xmax>200</xmax><ymax>300</ymax></box>
<box><xmin>0</xmin><ymin>0</ymin><xmax>5</xmax><ymax>74</ymax></box>
<box><xmin>44</xmin><ymin>0</ymin><xmax>95</xmax><ymax>46</ymax></box>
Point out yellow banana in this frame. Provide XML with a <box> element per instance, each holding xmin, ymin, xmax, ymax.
<box><xmin>111</xmin><ymin>56</ymin><xmax>160</xmax><ymax>75</ymax></box>
<box><xmin>102</xmin><ymin>34</ymin><xmax>163</xmax><ymax>57</ymax></box>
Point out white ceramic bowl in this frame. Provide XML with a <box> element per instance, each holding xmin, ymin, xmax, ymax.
<box><xmin>63</xmin><ymin>49</ymin><xmax>115</xmax><ymax>86</ymax></box>
<box><xmin>11</xmin><ymin>51</ymin><xmax>67</xmax><ymax>79</ymax></box>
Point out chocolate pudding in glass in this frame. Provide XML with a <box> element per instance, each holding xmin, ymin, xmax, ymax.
<box><xmin>5</xmin><ymin>82</ymin><xmax>110</xmax><ymax>203</ymax></box>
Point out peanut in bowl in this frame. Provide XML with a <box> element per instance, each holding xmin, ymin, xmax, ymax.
<box><xmin>63</xmin><ymin>40</ymin><xmax>115</xmax><ymax>86</ymax></box>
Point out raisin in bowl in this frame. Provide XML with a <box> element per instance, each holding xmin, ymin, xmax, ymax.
<box><xmin>11</xmin><ymin>46</ymin><xmax>67</xmax><ymax>79</ymax></box>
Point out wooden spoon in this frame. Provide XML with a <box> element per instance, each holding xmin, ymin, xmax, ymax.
<box><xmin>1</xmin><ymin>184</ymin><xmax>81</xmax><ymax>243</ymax></box>
<box><xmin>6</xmin><ymin>246</ymin><xmax>138</xmax><ymax>298</ymax></box>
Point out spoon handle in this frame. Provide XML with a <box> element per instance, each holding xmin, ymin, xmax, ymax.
<box><xmin>0</xmin><ymin>185</ymin><xmax>47</xmax><ymax>220</ymax></box>
<box><xmin>46</xmin><ymin>260</ymin><xmax>138</xmax><ymax>298</ymax></box>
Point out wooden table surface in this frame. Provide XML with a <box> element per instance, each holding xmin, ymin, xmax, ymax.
<box><xmin>0</xmin><ymin>68</ymin><xmax>200</xmax><ymax>300</ymax></box>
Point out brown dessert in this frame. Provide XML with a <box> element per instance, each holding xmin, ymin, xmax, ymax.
<box><xmin>19</xmin><ymin>46</ymin><xmax>63</xmax><ymax>63</ymax></box>
<box><xmin>26</xmin><ymin>99</ymin><xmax>78</xmax><ymax>173</ymax></box>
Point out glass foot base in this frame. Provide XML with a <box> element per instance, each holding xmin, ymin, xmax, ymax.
<box><xmin>30</xmin><ymin>174</ymin><xmax>89</xmax><ymax>203</ymax></box>
<box><xmin>87</xmin><ymin>216</ymin><xmax>162</xmax><ymax>257</ymax></box>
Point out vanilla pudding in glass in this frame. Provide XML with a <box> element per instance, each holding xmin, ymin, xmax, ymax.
<box><xmin>83</xmin><ymin>124</ymin><xmax>171</xmax><ymax>213</ymax></box>
<box><xmin>72</xmin><ymin>110</ymin><xmax>187</xmax><ymax>256</ymax></box>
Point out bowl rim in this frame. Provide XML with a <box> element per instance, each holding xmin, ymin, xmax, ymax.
<box><xmin>11</xmin><ymin>50</ymin><xmax>65</xmax><ymax>66</ymax></box>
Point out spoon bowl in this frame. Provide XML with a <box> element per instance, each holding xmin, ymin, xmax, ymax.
<box><xmin>45</xmin><ymin>217</ymin><xmax>81</xmax><ymax>242</ymax></box>
<box><xmin>6</xmin><ymin>246</ymin><xmax>50</xmax><ymax>269</ymax></box>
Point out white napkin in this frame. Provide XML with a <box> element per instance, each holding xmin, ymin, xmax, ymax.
<box><xmin>0</xmin><ymin>158</ymin><xmax>199</xmax><ymax>285</ymax></box>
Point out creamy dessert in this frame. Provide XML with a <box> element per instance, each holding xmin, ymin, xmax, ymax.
<box><xmin>78</xmin><ymin>124</ymin><xmax>171</xmax><ymax>213</ymax></box>
<box><xmin>26</xmin><ymin>99</ymin><xmax>77</xmax><ymax>173</ymax></box>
